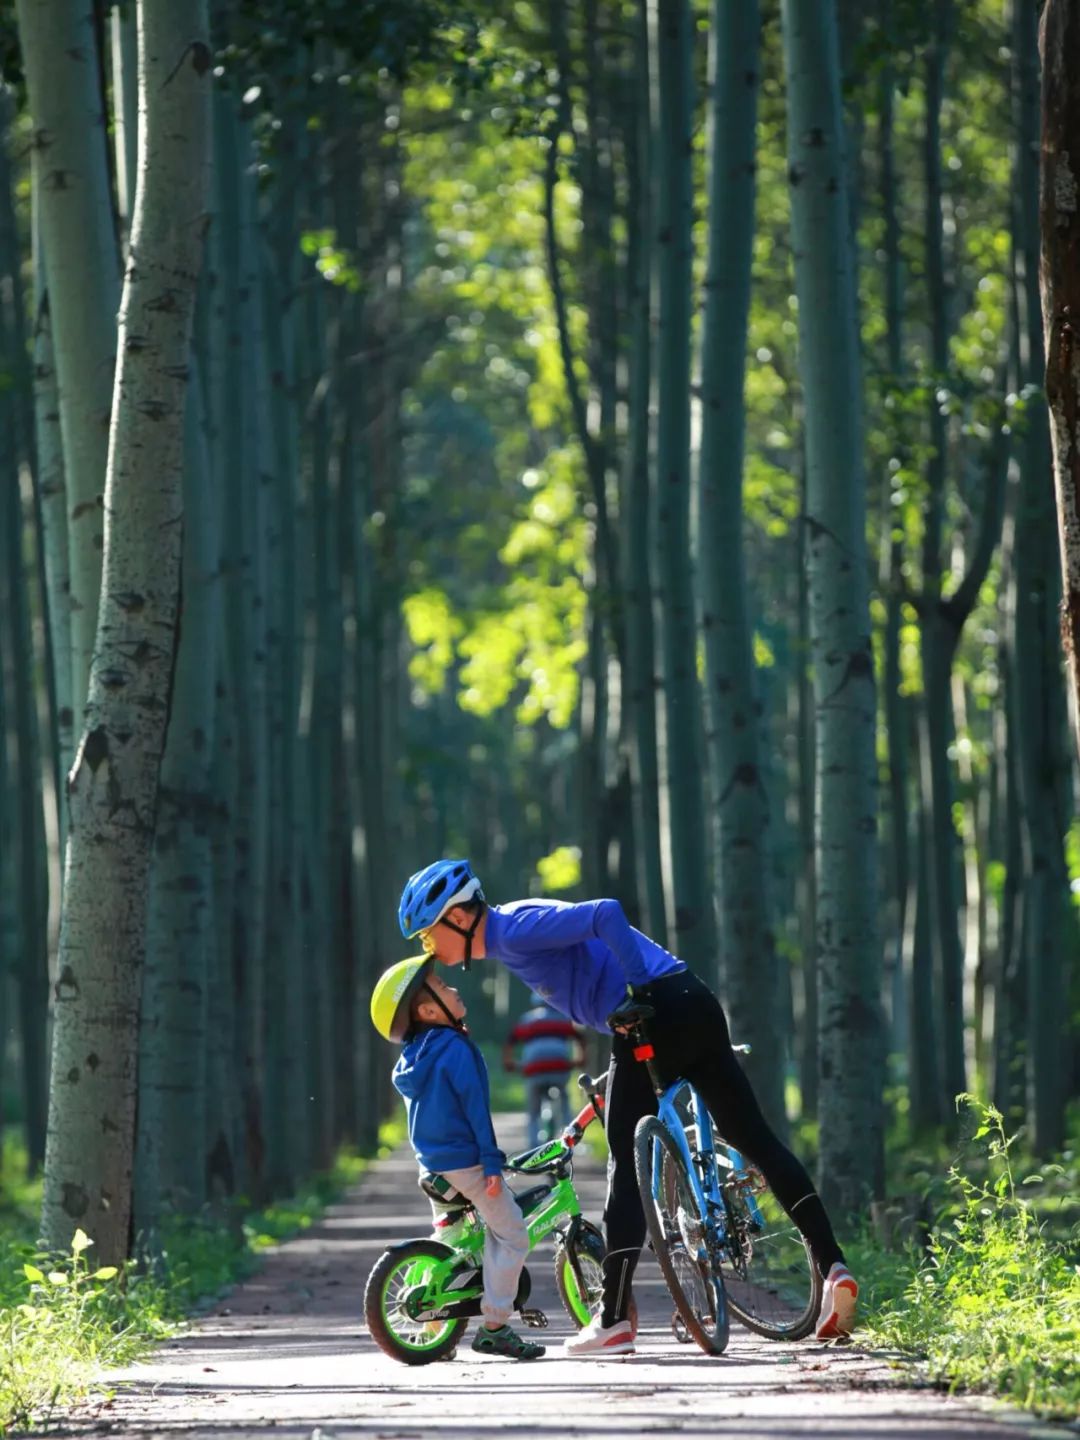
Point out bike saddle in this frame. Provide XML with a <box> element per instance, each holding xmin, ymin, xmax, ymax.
<box><xmin>418</xmin><ymin>1171</ymin><xmax>471</xmax><ymax>1208</ymax></box>
<box><xmin>606</xmin><ymin>998</ymin><xmax>655</xmax><ymax>1030</ymax></box>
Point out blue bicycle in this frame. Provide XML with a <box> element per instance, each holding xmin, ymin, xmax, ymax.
<box><xmin>618</xmin><ymin>1001</ymin><xmax>821</xmax><ymax>1356</ymax></box>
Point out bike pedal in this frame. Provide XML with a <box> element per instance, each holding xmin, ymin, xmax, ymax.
<box><xmin>520</xmin><ymin>1307</ymin><xmax>549</xmax><ymax>1329</ymax></box>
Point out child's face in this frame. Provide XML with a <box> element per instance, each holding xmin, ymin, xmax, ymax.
<box><xmin>417</xmin><ymin>971</ymin><xmax>467</xmax><ymax>1025</ymax></box>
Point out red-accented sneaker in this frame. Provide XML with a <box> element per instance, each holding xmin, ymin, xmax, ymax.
<box><xmin>563</xmin><ymin>1316</ymin><xmax>636</xmax><ymax>1357</ymax></box>
<box><xmin>815</xmin><ymin>1263</ymin><xmax>858</xmax><ymax>1340</ymax></box>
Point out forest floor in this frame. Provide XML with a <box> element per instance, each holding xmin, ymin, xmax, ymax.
<box><xmin>34</xmin><ymin>1116</ymin><xmax>1071</xmax><ymax>1440</ymax></box>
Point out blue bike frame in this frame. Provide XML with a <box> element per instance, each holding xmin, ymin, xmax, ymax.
<box><xmin>648</xmin><ymin>1065</ymin><xmax>765</xmax><ymax>1248</ymax></box>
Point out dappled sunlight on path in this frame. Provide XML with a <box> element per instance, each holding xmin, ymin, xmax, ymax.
<box><xmin>37</xmin><ymin>1117</ymin><xmax>1054</xmax><ymax>1440</ymax></box>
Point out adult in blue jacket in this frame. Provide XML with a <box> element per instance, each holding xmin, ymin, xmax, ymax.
<box><xmin>398</xmin><ymin>858</ymin><xmax>859</xmax><ymax>1357</ymax></box>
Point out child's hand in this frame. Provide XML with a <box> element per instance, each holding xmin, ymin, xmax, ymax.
<box><xmin>485</xmin><ymin>1173</ymin><xmax>502</xmax><ymax>1197</ymax></box>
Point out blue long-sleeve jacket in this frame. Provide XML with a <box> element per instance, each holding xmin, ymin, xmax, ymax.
<box><xmin>484</xmin><ymin>897</ymin><xmax>685</xmax><ymax>1034</ymax></box>
<box><xmin>393</xmin><ymin>1024</ymin><xmax>505</xmax><ymax>1177</ymax></box>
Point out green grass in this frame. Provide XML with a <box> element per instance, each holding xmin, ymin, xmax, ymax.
<box><xmin>0</xmin><ymin>1117</ymin><xmax>405</xmax><ymax>1435</ymax></box>
<box><xmin>846</xmin><ymin>1097</ymin><xmax>1080</xmax><ymax>1421</ymax></box>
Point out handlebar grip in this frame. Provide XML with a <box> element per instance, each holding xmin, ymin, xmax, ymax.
<box><xmin>577</xmin><ymin>1072</ymin><xmax>594</xmax><ymax>1095</ymax></box>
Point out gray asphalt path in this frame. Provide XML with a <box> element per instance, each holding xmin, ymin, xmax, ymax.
<box><xmin>51</xmin><ymin>1115</ymin><xmax>1057</xmax><ymax>1440</ymax></box>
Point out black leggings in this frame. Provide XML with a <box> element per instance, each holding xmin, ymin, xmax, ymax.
<box><xmin>600</xmin><ymin>969</ymin><xmax>844</xmax><ymax>1325</ymax></box>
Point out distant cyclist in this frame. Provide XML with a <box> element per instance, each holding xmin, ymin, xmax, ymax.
<box><xmin>503</xmin><ymin>991</ymin><xmax>585</xmax><ymax>1149</ymax></box>
<box><xmin>398</xmin><ymin>858</ymin><xmax>859</xmax><ymax>1358</ymax></box>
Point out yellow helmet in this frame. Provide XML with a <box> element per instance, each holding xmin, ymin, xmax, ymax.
<box><xmin>371</xmin><ymin>956</ymin><xmax>433</xmax><ymax>1043</ymax></box>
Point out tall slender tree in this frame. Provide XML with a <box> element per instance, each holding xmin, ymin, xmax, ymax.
<box><xmin>697</xmin><ymin>0</ymin><xmax>783</xmax><ymax>1123</ymax></box>
<box><xmin>42</xmin><ymin>0</ymin><xmax>211</xmax><ymax>1262</ymax></box>
<box><xmin>14</xmin><ymin>0</ymin><xmax>120</xmax><ymax>739</ymax></box>
<box><xmin>781</xmin><ymin>0</ymin><xmax>883</xmax><ymax>1210</ymax></box>
<box><xmin>653</xmin><ymin>0</ymin><xmax>715</xmax><ymax>969</ymax></box>
<box><xmin>1040</xmin><ymin>1</ymin><xmax>1080</xmax><ymax>774</ymax></box>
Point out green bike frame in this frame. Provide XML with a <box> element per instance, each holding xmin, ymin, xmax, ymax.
<box><xmin>398</xmin><ymin>1168</ymin><xmax>588</xmax><ymax>1323</ymax></box>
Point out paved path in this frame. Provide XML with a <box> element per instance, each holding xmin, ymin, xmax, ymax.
<box><xmin>51</xmin><ymin>1116</ymin><xmax>1058</xmax><ymax>1440</ymax></box>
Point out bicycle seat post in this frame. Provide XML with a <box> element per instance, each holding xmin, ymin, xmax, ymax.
<box><xmin>628</xmin><ymin>1019</ymin><xmax>665</xmax><ymax>1098</ymax></box>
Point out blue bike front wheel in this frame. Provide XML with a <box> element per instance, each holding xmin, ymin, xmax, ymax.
<box><xmin>633</xmin><ymin>1116</ymin><xmax>729</xmax><ymax>1355</ymax></box>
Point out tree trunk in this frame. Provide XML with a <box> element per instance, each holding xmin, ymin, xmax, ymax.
<box><xmin>1014</xmin><ymin>0</ymin><xmax>1071</xmax><ymax>1152</ymax></box>
<box><xmin>781</xmin><ymin>0</ymin><xmax>883</xmax><ymax>1211</ymax></box>
<box><xmin>135</xmin><ymin>359</ymin><xmax>220</xmax><ymax>1234</ymax></box>
<box><xmin>0</xmin><ymin>110</ymin><xmax>52</xmax><ymax>1174</ymax></box>
<box><xmin>697</xmin><ymin>0</ymin><xmax>783</xmax><ymax>1124</ymax></box>
<box><xmin>41</xmin><ymin>0</ymin><xmax>210</xmax><ymax>1263</ymax></box>
<box><xmin>1040</xmin><ymin>0</ymin><xmax>1080</xmax><ymax>768</ymax></box>
<box><xmin>621</xmin><ymin>0</ymin><xmax>666</xmax><ymax>945</ymax></box>
<box><xmin>653</xmin><ymin>0</ymin><xmax>715</xmax><ymax>968</ymax></box>
<box><xmin>14</xmin><ymin>0</ymin><xmax>121</xmax><ymax>727</ymax></box>
<box><xmin>878</xmin><ymin>0</ymin><xmax>910</xmax><ymax>1067</ymax></box>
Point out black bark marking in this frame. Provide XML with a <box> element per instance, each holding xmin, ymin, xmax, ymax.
<box><xmin>62</xmin><ymin>1182</ymin><xmax>89</xmax><ymax>1218</ymax></box>
<box><xmin>113</xmin><ymin>592</ymin><xmax>145</xmax><ymax>613</ymax></box>
<box><xmin>67</xmin><ymin>1067</ymin><xmax>79</xmax><ymax>1083</ymax></box>
<box><xmin>81</xmin><ymin>724</ymin><xmax>107</xmax><ymax>765</ymax></box>
<box><xmin>86</xmin><ymin>1053</ymin><xmax>100</xmax><ymax>1071</ymax></box>
<box><xmin>55</xmin><ymin>965</ymin><xmax>79</xmax><ymax>1001</ymax></box>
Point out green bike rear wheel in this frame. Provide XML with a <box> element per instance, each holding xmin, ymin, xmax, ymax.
<box><xmin>364</xmin><ymin>1240</ymin><xmax>468</xmax><ymax>1365</ymax></box>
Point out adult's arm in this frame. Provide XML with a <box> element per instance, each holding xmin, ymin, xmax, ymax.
<box><xmin>494</xmin><ymin>898</ymin><xmax>656</xmax><ymax>985</ymax></box>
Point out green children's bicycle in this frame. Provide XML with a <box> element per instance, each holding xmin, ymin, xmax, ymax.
<box><xmin>364</xmin><ymin>1077</ymin><xmax>609</xmax><ymax>1365</ymax></box>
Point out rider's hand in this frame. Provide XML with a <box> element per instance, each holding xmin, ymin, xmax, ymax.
<box><xmin>485</xmin><ymin>1173</ymin><xmax>502</xmax><ymax>1197</ymax></box>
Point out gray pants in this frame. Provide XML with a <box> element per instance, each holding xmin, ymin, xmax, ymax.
<box><xmin>441</xmin><ymin>1165</ymin><xmax>529</xmax><ymax>1327</ymax></box>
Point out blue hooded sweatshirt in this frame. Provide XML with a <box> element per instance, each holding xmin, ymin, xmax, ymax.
<box><xmin>393</xmin><ymin>1024</ymin><xmax>505</xmax><ymax>1178</ymax></box>
<box><xmin>483</xmin><ymin>897</ymin><xmax>686</xmax><ymax>1034</ymax></box>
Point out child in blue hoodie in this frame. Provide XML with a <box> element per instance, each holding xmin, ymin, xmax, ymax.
<box><xmin>370</xmin><ymin>956</ymin><xmax>544</xmax><ymax>1361</ymax></box>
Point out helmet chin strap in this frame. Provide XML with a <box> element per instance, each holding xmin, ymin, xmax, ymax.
<box><xmin>420</xmin><ymin>982</ymin><xmax>466</xmax><ymax>1031</ymax></box>
<box><xmin>439</xmin><ymin>903</ymin><xmax>485</xmax><ymax>973</ymax></box>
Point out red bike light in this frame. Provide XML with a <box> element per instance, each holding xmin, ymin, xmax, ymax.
<box><xmin>633</xmin><ymin>1043</ymin><xmax>655</xmax><ymax>1061</ymax></box>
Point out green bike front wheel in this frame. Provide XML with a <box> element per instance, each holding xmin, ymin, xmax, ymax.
<box><xmin>555</xmin><ymin>1222</ymin><xmax>605</xmax><ymax>1326</ymax></box>
<box><xmin>364</xmin><ymin>1240</ymin><xmax>467</xmax><ymax>1365</ymax></box>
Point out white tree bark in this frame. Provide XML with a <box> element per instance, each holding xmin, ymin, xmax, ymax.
<box><xmin>14</xmin><ymin>0</ymin><xmax>121</xmax><ymax>725</ymax></box>
<box><xmin>41</xmin><ymin>0</ymin><xmax>211</xmax><ymax>1264</ymax></box>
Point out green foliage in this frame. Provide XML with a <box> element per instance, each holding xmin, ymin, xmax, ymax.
<box><xmin>848</xmin><ymin>1099</ymin><xmax>1080</xmax><ymax>1420</ymax></box>
<box><xmin>0</xmin><ymin>1123</ymin><xmax>404</xmax><ymax>1433</ymax></box>
<box><xmin>534</xmin><ymin>844</ymin><xmax>581</xmax><ymax>893</ymax></box>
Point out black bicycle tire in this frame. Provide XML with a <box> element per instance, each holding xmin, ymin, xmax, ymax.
<box><xmin>554</xmin><ymin>1221</ymin><xmax>605</xmax><ymax>1328</ymax></box>
<box><xmin>715</xmin><ymin>1151</ymin><xmax>822</xmax><ymax>1341</ymax></box>
<box><xmin>634</xmin><ymin>1115</ymin><xmax>729</xmax><ymax>1355</ymax></box>
<box><xmin>363</xmin><ymin>1240</ymin><xmax>468</xmax><ymax>1365</ymax></box>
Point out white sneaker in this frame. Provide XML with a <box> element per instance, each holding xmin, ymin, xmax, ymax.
<box><xmin>563</xmin><ymin>1316</ymin><xmax>635</xmax><ymax>1357</ymax></box>
<box><xmin>815</xmin><ymin>1262</ymin><xmax>858</xmax><ymax>1340</ymax></box>
<box><xmin>430</xmin><ymin>1215</ymin><xmax>470</xmax><ymax>1247</ymax></box>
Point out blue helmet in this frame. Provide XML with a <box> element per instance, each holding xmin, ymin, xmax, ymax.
<box><xmin>399</xmin><ymin>859</ymin><xmax>485</xmax><ymax>939</ymax></box>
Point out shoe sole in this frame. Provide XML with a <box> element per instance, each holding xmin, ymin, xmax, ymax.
<box><xmin>816</xmin><ymin>1281</ymin><xmax>858</xmax><ymax>1341</ymax></box>
<box><xmin>564</xmin><ymin>1342</ymin><xmax>636</xmax><ymax>1358</ymax></box>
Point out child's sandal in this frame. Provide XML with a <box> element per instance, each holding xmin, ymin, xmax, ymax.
<box><xmin>470</xmin><ymin>1324</ymin><xmax>545</xmax><ymax>1360</ymax></box>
